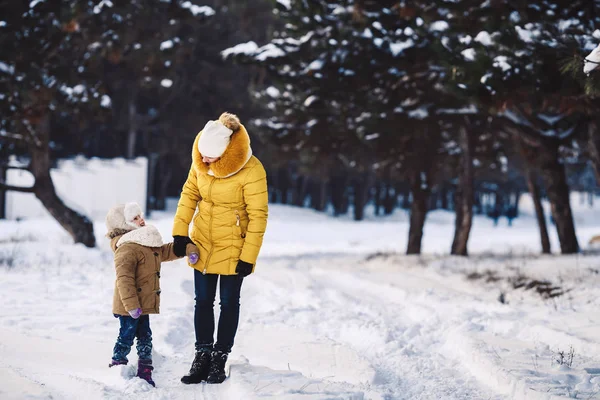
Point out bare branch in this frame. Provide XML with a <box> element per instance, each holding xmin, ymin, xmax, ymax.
<box><xmin>0</xmin><ymin>182</ymin><xmax>36</xmax><ymax>193</ymax></box>
<box><xmin>4</xmin><ymin>165</ymin><xmax>31</xmax><ymax>172</ymax></box>
<box><xmin>0</xmin><ymin>131</ymin><xmax>28</xmax><ymax>142</ymax></box>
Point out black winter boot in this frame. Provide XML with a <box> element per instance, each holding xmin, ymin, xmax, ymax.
<box><xmin>206</xmin><ymin>351</ymin><xmax>228</xmax><ymax>384</ymax></box>
<box><xmin>181</xmin><ymin>350</ymin><xmax>211</xmax><ymax>384</ymax></box>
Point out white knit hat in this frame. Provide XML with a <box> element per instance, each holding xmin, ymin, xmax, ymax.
<box><xmin>197</xmin><ymin>120</ymin><xmax>234</xmax><ymax>158</ymax></box>
<box><xmin>124</xmin><ymin>202</ymin><xmax>143</xmax><ymax>228</ymax></box>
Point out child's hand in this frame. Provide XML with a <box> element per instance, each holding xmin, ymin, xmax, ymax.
<box><xmin>128</xmin><ymin>308</ymin><xmax>142</xmax><ymax>319</ymax></box>
<box><xmin>186</xmin><ymin>243</ymin><xmax>200</xmax><ymax>264</ymax></box>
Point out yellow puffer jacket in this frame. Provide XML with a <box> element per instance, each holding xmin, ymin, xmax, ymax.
<box><xmin>172</xmin><ymin>122</ymin><xmax>268</xmax><ymax>275</ymax></box>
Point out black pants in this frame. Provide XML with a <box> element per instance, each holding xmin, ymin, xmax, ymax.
<box><xmin>194</xmin><ymin>270</ymin><xmax>244</xmax><ymax>353</ymax></box>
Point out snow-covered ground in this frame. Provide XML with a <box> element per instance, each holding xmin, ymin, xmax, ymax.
<box><xmin>2</xmin><ymin>194</ymin><xmax>600</xmax><ymax>399</ymax></box>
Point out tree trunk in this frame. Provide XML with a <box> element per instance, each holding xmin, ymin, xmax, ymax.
<box><xmin>400</xmin><ymin>184</ymin><xmax>410</xmax><ymax>209</ymax></box>
<box><xmin>269</xmin><ymin>168</ymin><xmax>279</xmax><ymax>204</ymax></box>
<box><xmin>525</xmin><ymin>167</ymin><xmax>551</xmax><ymax>254</ymax></box>
<box><xmin>330</xmin><ymin>173</ymin><xmax>348</xmax><ymax>216</ymax></box>
<box><xmin>353</xmin><ymin>172</ymin><xmax>372</xmax><ymax>221</ymax></box>
<box><xmin>440</xmin><ymin>184</ymin><xmax>448</xmax><ymax>210</ymax></box>
<box><xmin>451</xmin><ymin>125</ymin><xmax>474</xmax><ymax>256</ymax></box>
<box><xmin>0</xmin><ymin>162</ymin><xmax>5</xmax><ymax>219</ymax></box>
<box><xmin>146</xmin><ymin>152</ymin><xmax>159</xmax><ymax>213</ymax></box>
<box><xmin>538</xmin><ymin>143</ymin><xmax>579</xmax><ymax>254</ymax></box>
<box><xmin>406</xmin><ymin>170</ymin><xmax>429</xmax><ymax>254</ymax></box>
<box><xmin>155</xmin><ymin>158</ymin><xmax>173</xmax><ymax>211</ymax></box>
<box><xmin>126</xmin><ymin>90</ymin><xmax>138</xmax><ymax>159</ymax></box>
<box><xmin>279</xmin><ymin>166</ymin><xmax>290</xmax><ymax>204</ymax></box>
<box><xmin>294</xmin><ymin>175</ymin><xmax>308</xmax><ymax>207</ymax></box>
<box><xmin>311</xmin><ymin>179</ymin><xmax>327</xmax><ymax>211</ymax></box>
<box><xmin>30</xmin><ymin>114</ymin><xmax>95</xmax><ymax>247</ymax></box>
<box><xmin>588</xmin><ymin>122</ymin><xmax>600</xmax><ymax>185</ymax></box>
<box><xmin>374</xmin><ymin>180</ymin><xmax>382</xmax><ymax>216</ymax></box>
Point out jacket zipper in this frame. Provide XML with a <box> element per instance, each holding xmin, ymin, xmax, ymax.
<box><xmin>203</xmin><ymin>178</ymin><xmax>217</xmax><ymax>274</ymax></box>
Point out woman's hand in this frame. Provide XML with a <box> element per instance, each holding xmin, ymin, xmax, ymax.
<box><xmin>236</xmin><ymin>260</ymin><xmax>253</xmax><ymax>277</ymax></box>
<box><xmin>173</xmin><ymin>235</ymin><xmax>193</xmax><ymax>257</ymax></box>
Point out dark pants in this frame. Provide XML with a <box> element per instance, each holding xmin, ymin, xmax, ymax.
<box><xmin>112</xmin><ymin>314</ymin><xmax>152</xmax><ymax>362</ymax></box>
<box><xmin>194</xmin><ymin>270</ymin><xmax>244</xmax><ymax>353</ymax></box>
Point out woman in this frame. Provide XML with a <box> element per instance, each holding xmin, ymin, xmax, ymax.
<box><xmin>172</xmin><ymin>112</ymin><xmax>268</xmax><ymax>384</ymax></box>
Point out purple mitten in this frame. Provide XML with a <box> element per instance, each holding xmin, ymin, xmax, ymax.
<box><xmin>188</xmin><ymin>252</ymin><xmax>199</xmax><ymax>265</ymax></box>
<box><xmin>128</xmin><ymin>308</ymin><xmax>142</xmax><ymax>319</ymax></box>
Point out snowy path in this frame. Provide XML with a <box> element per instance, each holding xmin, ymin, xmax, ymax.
<box><xmin>3</xmin><ymin>204</ymin><xmax>600</xmax><ymax>399</ymax></box>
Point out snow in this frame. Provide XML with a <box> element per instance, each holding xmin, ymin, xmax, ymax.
<box><xmin>265</xmin><ymin>86</ymin><xmax>280</xmax><ymax>98</ymax></box>
<box><xmin>160</xmin><ymin>79</ymin><xmax>173</xmax><ymax>88</ymax></box>
<box><xmin>0</xmin><ymin>21</ymin><xmax>5</xmax><ymax>27</ymax></box>
<box><xmin>408</xmin><ymin>107</ymin><xmax>429</xmax><ymax>119</ymax></box>
<box><xmin>221</xmin><ymin>41</ymin><xmax>259</xmax><ymax>59</ymax></box>
<box><xmin>390</xmin><ymin>39</ymin><xmax>414</xmax><ymax>56</ymax></box>
<box><xmin>461</xmin><ymin>48</ymin><xmax>476</xmax><ymax>61</ymax></box>
<box><xmin>303</xmin><ymin>95</ymin><xmax>318</xmax><ymax>107</ymax></box>
<box><xmin>3</xmin><ymin>192</ymin><xmax>600</xmax><ymax>399</ymax></box>
<box><xmin>276</xmin><ymin>0</ymin><xmax>291</xmax><ymax>10</ymax></box>
<box><xmin>584</xmin><ymin>44</ymin><xmax>600</xmax><ymax>75</ymax></box>
<box><xmin>364</xmin><ymin>133</ymin><xmax>379</xmax><ymax>140</ymax></box>
<box><xmin>181</xmin><ymin>2</ymin><xmax>215</xmax><ymax>16</ymax></box>
<box><xmin>430</xmin><ymin>21</ymin><xmax>450</xmax><ymax>31</ymax></box>
<box><xmin>0</xmin><ymin>61</ymin><xmax>14</xmax><ymax>74</ymax></box>
<box><xmin>100</xmin><ymin>94</ymin><xmax>111</xmax><ymax>108</ymax></box>
<box><xmin>493</xmin><ymin>56</ymin><xmax>512</xmax><ymax>72</ymax></box>
<box><xmin>474</xmin><ymin>31</ymin><xmax>493</xmax><ymax>46</ymax></box>
<box><xmin>160</xmin><ymin>40</ymin><xmax>174</xmax><ymax>51</ymax></box>
<box><xmin>459</xmin><ymin>35</ymin><xmax>472</xmax><ymax>45</ymax></box>
<box><xmin>516</xmin><ymin>26</ymin><xmax>536</xmax><ymax>43</ymax></box>
<box><xmin>93</xmin><ymin>0</ymin><xmax>113</xmax><ymax>14</ymax></box>
<box><xmin>306</xmin><ymin>59</ymin><xmax>324</xmax><ymax>70</ymax></box>
<box><xmin>255</xmin><ymin>44</ymin><xmax>285</xmax><ymax>61</ymax></box>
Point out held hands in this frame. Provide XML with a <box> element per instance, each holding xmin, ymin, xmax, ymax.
<box><xmin>128</xmin><ymin>308</ymin><xmax>142</xmax><ymax>319</ymax></box>
<box><xmin>186</xmin><ymin>243</ymin><xmax>200</xmax><ymax>265</ymax></box>
<box><xmin>173</xmin><ymin>236</ymin><xmax>193</xmax><ymax>257</ymax></box>
<box><xmin>236</xmin><ymin>260</ymin><xmax>253</xmax><ymax>277</ymax></box>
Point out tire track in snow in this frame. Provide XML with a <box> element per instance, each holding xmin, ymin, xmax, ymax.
<box><xmin>249</xmin><ymin>255</ymin><xmax>504</xmax><ymax>399</ymax></box>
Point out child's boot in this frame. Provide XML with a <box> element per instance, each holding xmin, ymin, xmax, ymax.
<box><xmin>108</xmin><ymin>359</ymin><xmax>128</xmax><ymax>368</ymax></box>
<box><xmin>137</xmin><ymin>359</ymin><xmax>155</xmax><ymax>387</ymax></box>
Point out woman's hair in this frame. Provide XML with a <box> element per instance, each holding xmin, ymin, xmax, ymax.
<box><xmin>218</xmin><ymin>112</ymin><xmax>241</xmax><ymax>132</ymax></box>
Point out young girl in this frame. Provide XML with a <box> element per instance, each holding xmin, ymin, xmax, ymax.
<box><xmin>106</xmin><ymin>202</ymin><xmax>198</xmax><ymax>387</ymax></box>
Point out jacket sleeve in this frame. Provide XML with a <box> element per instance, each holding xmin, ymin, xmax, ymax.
<box><xmin>159</xmin><ymin>242</ymin><xmax>180</xmax><ymax>262</ymax></box>
<box><xmin>114</xmin><ymin>245</ymin><xmax>141</xmax><ymax>311</ymax></box>
<box><xmin>240</xmin><ymin>163</ymin><xmax>269</xmax><ymax>265</ymax></box>
<box><xmin>173</xmin><ymin>165</ymin><xmax>201</xmax><ymax>237</ymax></box>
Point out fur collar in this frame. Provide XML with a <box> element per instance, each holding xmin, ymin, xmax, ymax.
<box><xmin>116</xmin><ymin>225</ymin><xmax>163</xmax><ymax>248</ymax></box>
<box><xmin>192</xmin><ymin>124</ymin><xmax>253</xmax><ymax>178</ymax></box>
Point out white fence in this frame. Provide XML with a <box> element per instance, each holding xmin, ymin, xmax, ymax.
<box><xmin>5</xmin><ymin>156</ymin><xmax>148</xmax><ymax>221</ymax></box>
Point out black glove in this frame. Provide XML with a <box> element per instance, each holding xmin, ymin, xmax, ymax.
<box><xmin>173</xmin><ymin>236</ymin><xmax>193</xmax><ymax>257</ymax></box>
<box><xmin>236</xmin><ymin>260</ymin><xmax>253</xmax><ymax>277</ymax></box>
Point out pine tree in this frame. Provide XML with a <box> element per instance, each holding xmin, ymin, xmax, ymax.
<box><xmin>0</xmin><ymin>0</ymin><xmax>213</xmax><ymax>245</ymax></box>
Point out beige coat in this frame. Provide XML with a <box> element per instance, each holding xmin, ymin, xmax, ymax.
<box><xmin>110</xmin><ymin>225</ymin><xmax>185</xmax><ymax>316</ymax></box>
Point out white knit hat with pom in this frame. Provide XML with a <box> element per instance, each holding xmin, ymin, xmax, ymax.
<box><xmin>197</xmin><ymin>120</ymin><xmax>234</xmax><ymax>158</ymax></box>
<box><xmin>123</xmin><ymin>202</ymin><xmax>143</xmax><ymax>227</ymax></box>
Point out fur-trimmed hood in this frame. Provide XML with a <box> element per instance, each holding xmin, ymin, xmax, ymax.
<box><xmin>192</xmin><ymin>115</ymin><xmax>253</xmax><ymax>178</ymax></box>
